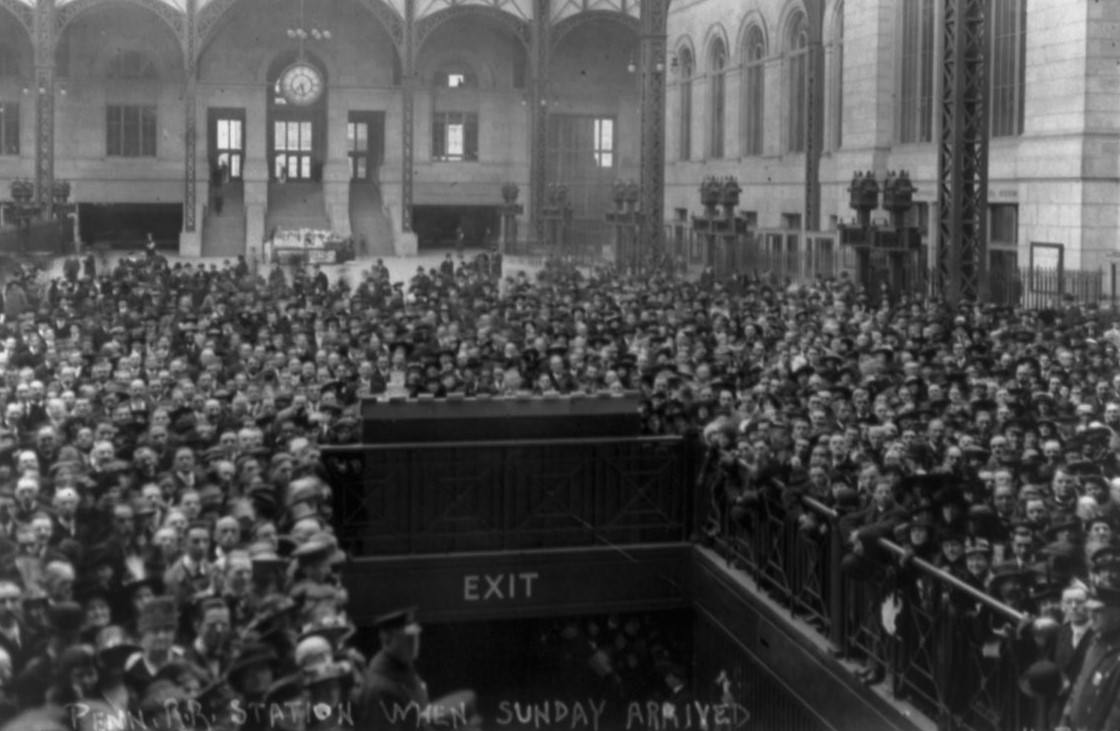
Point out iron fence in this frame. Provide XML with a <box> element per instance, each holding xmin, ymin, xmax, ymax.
<box><xmin>665</xmin><ymin>223</ymin><xmax>1113</xmax><ymax>310</ymax></box>
<box><xmin>503</xmin><ymin>238</ymin><xmax>608</xmax><ymax>268</ymax></box>
<box><xmin>706</xmin><ymin>491</ymin><xmax>1036</xmax><ymax>731</ymax></box>
<box><xmin>321</xmin><ymin>436</ymin><xmax>699</xmax><ymax>557</ymax></box>
<box><xmin>1003</xmin><ymin>266</ymin><xmax>1104</xmax><ymax>309</ymax></box>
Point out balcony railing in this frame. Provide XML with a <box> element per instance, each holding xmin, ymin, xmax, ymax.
<box><xmin>321</xmin><ymin>435</ymin><xmax>699</xmax><ymax>557</ymax></box>
<box><xmin>708</xmin><ymin>492</ymin><xmax>1042</xmax><ymax>731</ymax></box>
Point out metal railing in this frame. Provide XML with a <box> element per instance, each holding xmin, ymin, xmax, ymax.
<box><xmin>664</xmin><ymin>226</ymin><xmax>856</xmax><ymax>285</ymax></box>
<box><xmin>1007</xmin><ymin>266</ymin><xmax>1103</xmax><ymax>309</ymax></box>
<box><xmin>662</xmin><ymin>223</ymin><xmax>1110</xmax><ymax>309</ymax></box>
<box><xmin>321</xmin><ymin>435</ymin><xmax>699</xmax><ymax>557</ymax></box>
<box><xmin>707</xmin><ymin>491</ymin><xmax>1038</xmax><ymax>731</ymax></box>
<box><xmin>503</xmin><ymin>238</ymin><xmax>608</xmax><ymax>268</ymax></box>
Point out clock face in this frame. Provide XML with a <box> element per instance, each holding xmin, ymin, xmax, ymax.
<box><xmin>280</xmin><ymin>63</ymin><xmax>324</xmax><ymax>106</ymax></box>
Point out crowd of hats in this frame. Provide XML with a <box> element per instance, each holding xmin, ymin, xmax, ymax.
<box><xmin>0</xmin><ymin>253</ymin><xmax>478</xmax><ymax>730</ymax></box>
<box><xmin>689</xmin><ymin>280</ymin><xmax>1120</xmax><ymax>704</ymax></box>
<box><xmin>5</xmin><ymin>247</ymin><xmax>1120</xmax><ymax>723</ymax></box>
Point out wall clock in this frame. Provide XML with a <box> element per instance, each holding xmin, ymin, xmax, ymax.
<box><xmin>279</xmin><ymin>62</ymin><xmax>324</xmax><ymax>106</ymax></box>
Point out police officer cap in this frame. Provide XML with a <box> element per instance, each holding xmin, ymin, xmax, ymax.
<box><xmin>373</xmin><ymin>606</ymin><xmax>421</xmax><ymax>634</ymax></box>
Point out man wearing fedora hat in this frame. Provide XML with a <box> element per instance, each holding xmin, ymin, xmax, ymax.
<box><xmin>359</xmin><ymin>607</ymin><xmax>430</xmax><ymax>731</ymax></box>
<box><xmin>1059</xmin><ymin>585</ymin><xmax>1120</xmax><ymax>731</ymax></box>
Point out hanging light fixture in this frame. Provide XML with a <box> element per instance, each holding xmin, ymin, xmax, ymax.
<box><xmin>286</xmin><ymin>0</ymin><xmax>331</xmax><ymax>59</ymax></box>
<box><xmin>277</xmin><ymin>0</ymin><xmax>331</xmax><ymax>107</ymax></box>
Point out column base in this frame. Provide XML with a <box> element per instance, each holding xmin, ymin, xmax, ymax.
<box><xmin>179</xmin><ymin>230</ymin><xmax>202</xmax><ymax>257</ymax></box>
<box><xmin>395</xmin><ymin>231</ymin><xmax>418</xmax><ymax>256</ymax></box>
<box><xmin>245</xmin><ymin>204</ymin><xmax>266</xmax><ymax>257</ymax></box>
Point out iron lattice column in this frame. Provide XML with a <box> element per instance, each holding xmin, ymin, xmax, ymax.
<box><xmin>803</xmin><ymin>0</ymin><xmax>824</xmax><ymax>232</ymax></box>
<box><xmin>638</xmin><ymin>0</ymin><xmax>668</xmax><ymax>255</ymax></box>
<box><xmin>183</xmin><ymin>0</ymin><xmax>198</xmax><ymax>233</ymax></box>
<box><xmin>937</xmin><ymin>0</ymin><xmax>990</xmax><ymax>304</ymax></box>
<box><xmin>529</xmin><ymin>0</ymin><xmax>550</xmax><ymax>245</ymax></box>
<box><xmin>33</xmin><ymin>0</ymin><xmax>56</xmax><ymax>217</ymax></box>
<box><xmin>401</xmin><ymin>0</ymin><xmax>416</xmax><ymax>233</ymax></box>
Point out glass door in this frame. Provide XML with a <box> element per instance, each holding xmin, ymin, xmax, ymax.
<box><xmin>347</xmin><ymin>120</ymin><xmax>368</xmax><ymax>180</ymax></box>
<box><xmin>208</xmin><ymin>108</ymin><xmax>245</xmax><ymax>181</ymax></box>
<box><xmin>215</xmin><ymin>118</ymin><xmax>243</xmax><ymax>178</ymax></box>
<box><xmin>273</xmin><ymin>119</ymin><xmax>315</xmax><ymax>181</ymax></box>
<box><xmin>347</xmin><ymin>111</ymin><xmax>385</xmax><ymax>181</ymax></box>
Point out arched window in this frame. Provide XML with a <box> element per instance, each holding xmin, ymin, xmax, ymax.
<box><xmin>990</xmin><ymin>0</ymin><xmax>1026</xmax><ymax>137</ymax></box>
<box><xmin>708</xmin><ymin>37</ymin><xmax>726</xmax><ymax>159</ymax></box>
<box><xmin>678</xmin><ymin>47</ymin><xmax>693</xmax><ymax>161</ymax></box>
<box><xmin>107</xmin><ymin>50</ymin><xmax>158</xmax><ymax>80</ymax></box>
<box><xmin>0</xmin><ymin>47</ymin><xmax>19</xmax><ymax>78</ymax></box>
<box><xmin>741</xmin><ymin>26</ymin><xmax>765</xmax><ymax>156</ymax></box>
<box><xmin>787</xmin><ymin>11</ymin><xmax>808</xmax><ymax>153</ymax></box>
<box><xmin>899</xmin><ymin>0</ymin><xmax>934</xmax><ymax>143</ymax></box>
<box><xmin>826</xmin><ymin>1</ymin><xmax>844</xmax><ymax>150</ymax></box>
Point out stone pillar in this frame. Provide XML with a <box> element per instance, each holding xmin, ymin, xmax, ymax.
<box><xmin>33</xmin><ymin>0</ymin><xmax>56</xmax><ymax>218</ymax></box>
<box><xmin>804</xmin><ymin>0</ymin><xmax>825</xmax><ymax>232</ymax></box>
<box><xmin>638</xmin><ymin>0</ymin><xmax>669</xmax><ymax>253</ymax></box>
<box><xmin>529</xmin><ymin>0</ymin><xmax>550</xmax><ymax>244</ymax></box>
<box><xmin>400</xmin><ymin>0</ymin><xmax>416</xmax><ymax>237</ymax></box>
<box><xmin>324</xmin><ymin>90</ymin><xmax>351</xmax><ymax>237</ymax></box>
<box><xmin>180</xmin><ymin>0</ymin><xmax>201</xmax><ymax>255</ymax></box>
<box><xmin>243</xmin><ymin>93</ymin><xmax>269</xmax><ymax>257</ymax></box>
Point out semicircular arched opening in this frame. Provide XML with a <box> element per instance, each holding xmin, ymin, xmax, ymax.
<box><xmin>548</xmin><ymin>16</ymin><xmax>639</xmax><ymax>229</ymax></box>
<box><xmin>197</xmin><ymin>0</ymin><xmax>402</xmax><ymax>87</ymax></box>
<box><xmin>0</xmin><ymin>7</ymin><xmax>31</xmax><ymax>160</ymax></box>
<box><xmin>415</xmin><ymin>9</ymin><xmax>530</xmax><ymax>92</ymax></box>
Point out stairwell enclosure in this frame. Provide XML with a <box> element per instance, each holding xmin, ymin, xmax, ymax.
<box><xmin>349</xmin><ymin>179</ymin><xmax>395</xmax><ymax>257</ymax></box>
<box><xmin>201</xmin><ymin>182</ymin><xmax>247</xmax><ymax>258</ymax></box>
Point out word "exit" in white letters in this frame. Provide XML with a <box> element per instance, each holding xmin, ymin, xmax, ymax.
<box><xmin>463</xmin><ymin>572</ymin><xmax>540</xmax><ymax>601</ymax></box>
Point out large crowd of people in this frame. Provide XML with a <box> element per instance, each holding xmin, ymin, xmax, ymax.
<box><xmin>1</xmin><ymin>243</ymin><xmax>1119</xmax><ymax>729</ymax></box>
<box><xmin>0</xmin><ymin>248</ymin><xmax>710</xmax><ymax>731</ymax></box>
<box><xmin>691</xmin><ymin>275</ymin><xmax>1120</xmax><ymax>730</ymax></box>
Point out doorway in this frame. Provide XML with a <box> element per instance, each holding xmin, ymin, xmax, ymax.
<box><xmin>413</xmin><ymin>206</ymin><xmax>499</xmax><ymax>251</ymax></box>
<box><xmin>271</xmin><ymin>114</ymin><xmax>319</xmax><ymax>181</ymax></box>
<box><xmin>208</xmin><ymin>108</ymin><xmax>244</xmax><ymax>181</ymax></box>
<box><xmin>990</xmin><ymin>248</ymin><xmax>1020</xmax><ymax>306</ymax></box>
<box><xmin>347</xmin><ymin>111</ymin><xmax>385</xmax><ymax>181</ymax></box>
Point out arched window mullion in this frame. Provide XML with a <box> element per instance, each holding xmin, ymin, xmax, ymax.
<box><xmin>827</xmin><ymin>1</ymin><xmax>844</xmax><ymax>151</ymax></box>
<box><xmin>899</xmin><ymin>0</ymin><xmax>934</xmax><ymax>144</ymax></box>
<box><xmin>741</xmin><ymin>26</ymin><xmax>765</xmax><ymax>156</ymax></box>
<box><xmin>708</xmin><ymin>38</ymin><xmax>726</xmax><ymax>159</ymax></box>
<box><xmin>787</xmin><ymin>12</ymin><xmax>808</xmax><ymax>153</ymax></box>
<box><xmin>990</xmin><ymin>0</ymin><xmax>1026</xmax><ymax>137</ymax></box>
<box><xmin>679</xmin><ymin>48</ymin><xmax>693</xmax><ymax>161</ymax></box>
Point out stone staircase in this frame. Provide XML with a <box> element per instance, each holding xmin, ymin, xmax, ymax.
<box><xmin>202</xmin><ymin>183</ymin><xmax>246</xmax><ymax>258</ymax></box>
<box><xmin>349</xmin><ymin>180</ymin><xmax>394</xmax><ymax>257</ymax></box>
<box><xmin>266</xmin><ymin>181</ymin><xmax>330</xmax><ymax>237</ymax></box>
